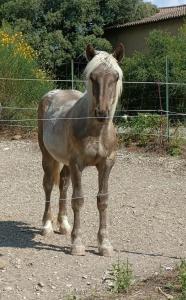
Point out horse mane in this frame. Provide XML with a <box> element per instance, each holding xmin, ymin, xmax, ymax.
<box><xmin>84</xmin><ymin>50</ymin><xmax>123</xmax><ymax>97</ymax></box>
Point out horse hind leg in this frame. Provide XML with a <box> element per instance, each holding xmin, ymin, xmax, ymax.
<box><xmin>57</xmin><ymin>165</ymin><xmax>71</xmax><ymax>235</ymax></box>
<box><xmin>42</xmin><ymin>153</ymin><xmax>60</xmax><ymax>236</ymax></box>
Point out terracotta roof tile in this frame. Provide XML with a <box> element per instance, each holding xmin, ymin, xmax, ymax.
<box><xmin>105</xmin><ymin>5</ymin><xmax>186</xmax><ymax>30</ymax></box>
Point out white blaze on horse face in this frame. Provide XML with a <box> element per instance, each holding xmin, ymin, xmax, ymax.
<box><xmin>84</xmin><ymin>51</ymin><xmax>123</xmax><ymax>119</ymax></box>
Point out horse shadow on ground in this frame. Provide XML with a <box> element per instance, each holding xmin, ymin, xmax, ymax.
<box><xmin>0</xmin><ymin>221</ymin><xmax>182</xmax><ymax>260</ymax></box>
<box><xmin>0</xmin><ymin>221</ymin><xmax>102</xmax><ymax>256</ymax></box>
<box><xmin>0</xmin><ymin>220</ymin><xmax>71</xmax><ymax>255</ymax></box>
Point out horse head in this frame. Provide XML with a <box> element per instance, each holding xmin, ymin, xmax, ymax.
<box><xmin>85</xmin><ymin>43</ymin><xmax>124</xmax><ymax>122</ymax></box>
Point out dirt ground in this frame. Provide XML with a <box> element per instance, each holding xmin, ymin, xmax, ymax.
<box><xmin>0</xmin><ymin>139</ymin><xmax>186</xmax><ymax>300</ymax></box>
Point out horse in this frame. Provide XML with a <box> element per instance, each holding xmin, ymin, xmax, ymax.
<box><xmin>38</xmin><ymin>43</ymin><xmax>124</xmax><ymax>257</ymax></box>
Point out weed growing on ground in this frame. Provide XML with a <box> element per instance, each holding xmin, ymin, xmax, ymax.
<box><xmin>164</xmin><ymin>260</ymin><xmax>186</xmax><ymax>300</ymax></box>
<box><xmin>167</xmin><ymin>131</ymin><xmax>184</xmax><ymax>156</ymax></box>
<box><xmin>178</xmin><ymin>260</ymin><xmax>186</xmax><ymax>299</ymax></box>
<box><xmin>110</xmin><ymin>259</ymin><xmax>133</xmax><ymax>293</ymax></box>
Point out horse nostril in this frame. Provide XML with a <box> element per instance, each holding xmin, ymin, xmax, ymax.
<box><xmin>100</xmin><ymin>111</ymin><xmax>107</xmax><ymax>117</ymax></box>
<box><xmin>95</xmin><ymin>109</ymin><xmax>108</xmax><ymax>121</ymax></box>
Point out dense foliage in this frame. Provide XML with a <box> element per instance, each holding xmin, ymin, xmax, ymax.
<box><xmin>100</xmin><ymin>0</ymin><xmax>157</xmax><ymax>25</ymax></box>
<box><xmin>0</xmin><ymin>0</ymin><xmax>157</xmax><ymax>78</ymax></box>
<box><xmin>0</xmin><ymin>29</ymin><xmax>54</xmax><ymax>123</ymax></box>
<box><xmin>122</xmin><ymin>25</ymin><xmax>186</xmax><ymax>112</ymax></box>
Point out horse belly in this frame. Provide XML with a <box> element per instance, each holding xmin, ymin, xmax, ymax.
<box><xmin>43</xmin><ymin>122</ymin><xmax>70</xmax><ymax>165</ymax></box>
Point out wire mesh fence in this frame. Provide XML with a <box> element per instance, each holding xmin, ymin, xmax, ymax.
<box><xmin>0</xmin><ymin>76</ymin><xmax>185</xmax><ymax>154</ymax></box>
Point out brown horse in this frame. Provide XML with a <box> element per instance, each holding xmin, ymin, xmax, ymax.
<box><xmin>38</xmin><ymin>44</ymin><xmax>124</xmax><ymax>256</ymax></box>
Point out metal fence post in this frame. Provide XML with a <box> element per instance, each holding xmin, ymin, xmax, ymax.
<box><xmin>166</xmin><ymin>56</ymin><xmax>170</xmax><ymax>142</ymax></box>
<box><xmin>71</xmin><ymin>59</ymin><xmax>74</xmax><ymax>90</ymax></box>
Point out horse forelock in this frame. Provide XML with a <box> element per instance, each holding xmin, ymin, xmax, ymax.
<box><xmin>84</xmin><ymin>51</ymin><xmax>123</xmax><ymax>97</ymax></box>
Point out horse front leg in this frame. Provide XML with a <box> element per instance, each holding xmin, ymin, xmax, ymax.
<box><xmin>58</xmin><ymin>165</ymin><xmax>71</xmax><ymax>235</ymax></box>
<box><xmin>70</xmin><ymin>162</ymin><xmax>85</xmax><ymax>256</ymax></box>
<box><xmin>97</xmin><ymin>158</ymin><xmax>115</xmax><ymax>257</ymax></box>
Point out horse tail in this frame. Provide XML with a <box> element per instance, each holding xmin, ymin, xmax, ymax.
<box><xmin>38</xmin><ymin>96</ymin><xmax>60</xmax><ymax>187</ymax></box>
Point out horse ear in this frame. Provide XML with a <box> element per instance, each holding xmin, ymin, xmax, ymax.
<box><xmin>86</xmin><ymin>44</ymin><xmax>96</xmax><ymax>61</ymax></box>
<box><xmin>113</xmin><ymin>43</ymin><xmax>124</xmax><ymax>62</ymax></box>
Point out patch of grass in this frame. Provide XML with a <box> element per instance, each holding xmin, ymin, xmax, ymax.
<box><xmin>160</xmin><ymin>260</ymin><xmax>186</xmax><ymax>300</ymax></box>
<box><xmin>167</xmin><ymin>135</ymin><xmax>184</xmax><ymax>157</ymax></box>
<box><xmin>164</xmin><ymin>281</ymin><xmax>176</xmax><ymax>292</ymax></box>
<box><xmin>110</xmin><ymin>259</ymin><xmax>133</xmax><ymax>293</ymax></box>
<box><xmin>178</xmin><ymin>260</ymin><xmax>186</xmax><ymax>299</ymax></box>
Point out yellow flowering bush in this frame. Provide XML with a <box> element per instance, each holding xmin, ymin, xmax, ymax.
<box><xmin>0</xmin><ymin>30</ymin><xmax>48</xmax><ymax>80</ymax></box>
<box><xmin>35</xmin><ymin>68</ymin><xmax>48</xmax><ymax>81</ymax></box>
<box><xmin>0</xmin><ymin>31</ymin><xmax>36</xmax><ymax>60</ymax></box>
<box><xmin>0</xmin><ymin>30</ymin><xmax>55</xmax><ymax>125</ymax></box>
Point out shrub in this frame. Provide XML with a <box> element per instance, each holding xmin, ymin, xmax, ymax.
<box><xmin>0</xmin><ymin>29</ymin><xmax>55</xmax><ymax>126</ymax></box>
<box><xmin>121</xmin><ymin>25</ymin><xmax>186</xmax><ymax>113</ymax></box>
<box><xmin>118</xmin><ymin>113</ymin><xmax>167</xmax><ymax>147</ymax></box>
<box><xmin>167</xmin><ymin>131</ymin><xmax>184</xmax><ymax>156</ymax></box>
<box><xmin>118</xmin><ymin>113</ymin><xmax>184</xmax><ymax>155</ymax></box>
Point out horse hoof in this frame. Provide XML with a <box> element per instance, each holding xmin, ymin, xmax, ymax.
<box><xmin>99</xmin><ymin>244</ymin><xmax>114</xmax><ymax>257</ymax></box>
<box><xmin>71</xmin><ymin>245</ymin><xmax>86</xmax><ymax>256</ymax></box>
<box><xmin>42</xmin><ymin>220</ymin><xmax>53</xmax><ymax>236</ymax></box>
<box><xmin>59</xmin><ymin>226</ymin><xmax>71</xmax><ymax>235</ymax></box>
<box><xmin>41</xmin><ymin>227</ymin><xmax>53</xmax><ymax>236</ymax></box>
<box><xmin>58</xmin><ymin>216</ymin><xmax>71</xmax><ymax>235</ymax></box>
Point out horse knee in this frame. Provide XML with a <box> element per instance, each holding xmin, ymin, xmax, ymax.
<box><xmin>97</xmin><ymin>196</ymin><xmax>108</xmax><ymax>211</ymax></box>
<box><xmin>71</xmin><ymin>198</ymin><xmax>84</xmax><ymax>211</ymax></box>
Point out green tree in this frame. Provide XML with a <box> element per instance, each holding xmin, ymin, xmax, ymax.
<box><xmin>121</xmin><ymin>25</ymin><xmax>186</xmax><ymax>112</ymax></box>
<box><xmin>134</xmin><ymin>1</ymin><xmax>158</xmax><ymax>21</ymax></box>
<box><xmin>99</xmin><ymin>0</ymin><xmax>157</xmax><ymax>25</ymax></box>
<box><xmin>0</xmin><ymin>0</ymin><xmax>157</xmax><ymax>79</ymax></box>
<box><xmin>0</xmin><ymin>0</ymin><xmax>108</xmax><ymax>79</ymax></box>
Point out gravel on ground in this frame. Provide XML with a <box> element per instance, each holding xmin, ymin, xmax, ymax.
<box><xmin>0</xmin><ymin>140</ymin><xmax>186</xmax><ymax>300</ymax></box>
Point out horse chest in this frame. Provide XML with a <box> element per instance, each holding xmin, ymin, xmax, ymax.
<box><xmin>83</xmin><ymin>139</ymin><xmax>108</xmax><ymax>161</ymax></box>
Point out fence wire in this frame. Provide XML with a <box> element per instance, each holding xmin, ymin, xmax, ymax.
<box><xmin>0</xmin><ymin>76</ymin><xmax>185</xmax><ymax>86</ymax></box>
<box><xmin>0</xmin><ymin>77</ymin><xmax>185</xmax><ymax>143</ymax></box>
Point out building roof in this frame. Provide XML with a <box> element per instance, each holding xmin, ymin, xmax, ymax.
<box><xmin>105</xmin><ymin>5</ymin><xmax>186</xmax><ymax>30</ymax></box>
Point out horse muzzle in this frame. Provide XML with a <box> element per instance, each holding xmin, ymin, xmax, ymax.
<box><xmin>95</xmin><ymin>109</ymin><xmax>109</xmax><ymax>122</ymax></box>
